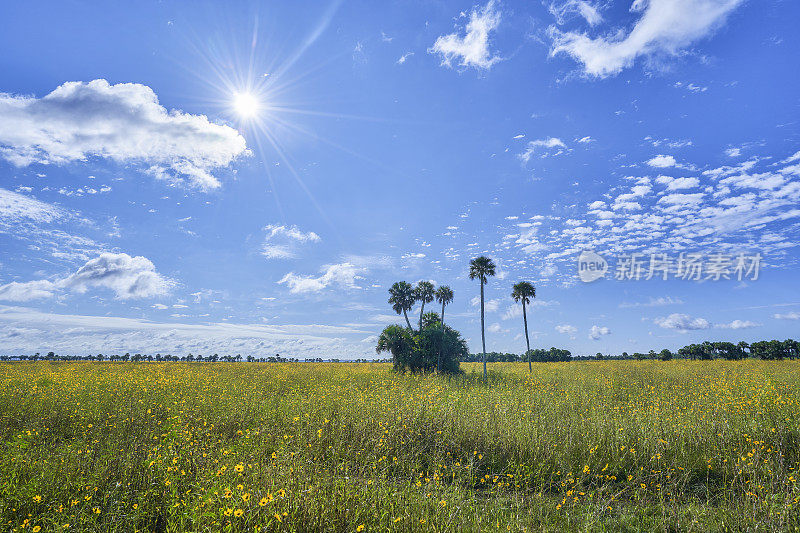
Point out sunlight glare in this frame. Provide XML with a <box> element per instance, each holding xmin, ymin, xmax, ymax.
<box><xmin>233</xmin><ymin>92</ymin><xmax>261</xmax><ymax>118</ymax></box>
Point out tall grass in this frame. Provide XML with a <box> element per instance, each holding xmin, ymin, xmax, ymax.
<box><xmin>1</xmin><ymin>361</ymin><xmax>799</xmax><ymax>531</ymax></box>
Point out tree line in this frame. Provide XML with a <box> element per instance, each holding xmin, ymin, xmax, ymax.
<box><xmin>0</xmin><ymin>352</ymin><xmax>392</xmax><ymax>363</ymax></box>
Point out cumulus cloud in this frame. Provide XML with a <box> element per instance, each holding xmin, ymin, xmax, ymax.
<box><xmin>655</xmin><ymin>175</ymin><xmax>700</xmax><ymax>190</ymax></box>
<box><xmin>555</xmin><ymin>324</ymin><xmax>577</xmax><ymax>335</ymax></box>
<box><xmin>647</xmin><ymin>154</ymin><xmax>677</xmax><ymax>168</ymax></box>
<box><xmin>589</xmin><ymin>325</ymin><xmax>610</xmax><ymax>340</ymax></box>
<box><xmin>654</xmin><ymin>313</ymin><xmax>711</xmax><ymax>331</ymax></box>
<box><xmin>278</xmin><ymin>262</ymin><xmax>364</xmax><ymax>294</ymax></box>
<box><xmin>0</xmin><ymin>252</ymin><xmax>172</xmax><ymax>301</ymax></box>
<box><xmin>429</xmin><ymin>1</ymin><xmax>502</xmax><ymax>70</ymax></box>
<box><xmin>0</xmin><ymin>79</ymin><xmax>248</xmax><ymax>189</ymax></box>
<box><xmin>262</xmin><ymin>224</ymin><xmax>321</xmax><ymax>259</ymax></box>
<box><xmin>550</xmin><ymin>0</ymin><xmax>744</xmax><ymax>77</ymax></box>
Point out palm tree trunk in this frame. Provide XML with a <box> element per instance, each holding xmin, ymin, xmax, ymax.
<box><xmin>481</xmin><ymin>280</ymin><xmax>487</xmax><ymax>380</ymax></box>
<box><xmin>438</xmin><ymin>301</ymin><xmax>445</xmax><ymax>373</ymax></box>
<box><xmin>419</xmin><ymin>302</ymin><xmax>425</xmax><ymax>331</ymax></box>
<box><xmin>523</xmin><ymin>301</ymin><xmax>531</xmax><ymax>372</ymax></box>
<box><xmin>403</xmin><ymin>309</ymin><xmax>413</xmax><ymax>331</ymax></box>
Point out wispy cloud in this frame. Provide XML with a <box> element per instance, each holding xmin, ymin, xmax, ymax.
<box><xmin>550</xmin><ymin>0</ymin><xmax>744</xmax><ymax>77</ymax></box>
<box><xmin>262</xmin><ymin>224</ymin><xmax>321</xmax><ymax>259</ymax></box>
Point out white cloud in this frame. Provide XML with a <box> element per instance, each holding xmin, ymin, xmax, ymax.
<box><xmin>471</xmin><ymin>296</ymin><xmax>500</xmax><ymax>312</ymax></box>
<box><xmin>550</xmin><ymin>0</ymin><xmax>744</xmax><ymax>77</ymax></box>
<box><xmin>620</xmin><ymin>296</ymin><xmax>683</xmax><ymax>308</ymax></box>
<box><xmin>555</xmin><ymin>324</ymin><xmax>577</xmax><ymax>335</ymax></box>
<box><xmin>589</xmin><ymin>325</ymin><xmax>610</xmax><ymax>340</ymax></box>
<box><xmin>717</xmin><ymin>319</ymin><xmax>760</xmax><ymax>329</ymax></box>
<box><xmin>278</xmin><ymin>262</ymin><xmax>363</xmax><ymax>294</ymax></box>
<box><xmin>655</xmin><ymin>175</ymin><xmax>700</xmax><ymax>190</ymax></box>
<box><xmin>519</xmin><ymin>137</ymin><xmax>567</xmax><ymax>163</ymax></box>
<box><xmin>647</xmin><ymin>154</ymin><xmax>677</xmax><ymax>168</ymax></box>
<box><xmin>725</xmin><ymin>147</ymin><xmax>742</xmax><ymax>158</ymax></box>
<box><xmin>654</xmin><ymin>313</ymin><xmax>711</xmax><ymax>332</ymax></box>
<box><xmin>0</xmin><ymin>187</ymin><xmax>68</xmax><ymax>225</ymax></box>
<box><xmin>429</xmin><ymin>1</ymin><xmax>502</xmax><ymax>70</ymax></box>
<box><xmin>774</xmin><ymin>311</ymin><xmax>800</xmax><ymax>320</ymax></box>
<box><xmin>0</xmin><ymin>79</ymin><xmax>248</xmax><ymax>189</ymax></box>
<box><xmin>0</xmin><ymin>305</ymin><xmax>373</xmax><ymax>359</ymax></box>
<box><xmin>396</xmin><ymin>52</ymin><xmax>414</xmax><ymax>64</ymax></box>
<box><xmin>0</xmin><ymin>252</ymin><xmax>172</xmax><ymax>301</ymax></box>
<box><xmin>262</xmin><ymin>224</ymin><xmax>321</xmax><ymax>260</ymax></box>
<box><xmin>549</xmin><ymin>0</ymin><xmax>603</xmax><ymax>26</ymax></box>
<box><xmin>501</xmin><ymin>299</ymin><xmax>558</xmax><ymax>320</ymax></box>
<box><xmin>488</xmin><ymin>322</ymin><xmax>506</xmax><ymax>333</ymax></box>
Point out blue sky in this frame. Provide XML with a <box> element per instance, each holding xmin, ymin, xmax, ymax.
<box><xmin>1</xmin><ymin>0</ymin><xmax>799</xmax><ymax>359</ymax></box>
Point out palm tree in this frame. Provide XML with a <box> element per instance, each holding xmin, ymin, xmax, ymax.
<box><xmin>414</xmin><ymin>281</ymin><xmax>435</xmax><ymax>331</ymax></box>
<box><xmin>435</xmin><ymin>285</ymin><xmax>454</xmax><ymax>373</ymax></box>
<box><xmin>511</xmin><ymin>281</ymin><xmax>536</xmax><ymax>372</ymax></box>
<box><xmin>469</xmin><ymin>256</ymin><xmax>496</xmax><ymax>380</ymax></box>
<box><xmin>388</xmin><ymin>281</ymin><xmax>415</xmax><ymax>331</ymax></box>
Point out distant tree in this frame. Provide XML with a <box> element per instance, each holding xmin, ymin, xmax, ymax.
<box><xmin>659</xmin><ymin>349</ymin><xmax>673</xmax><ymax>361</ymax></box>
<box><xmin>435</xmin><ymin>285</ymin><xmax>454</xmax><ymax>373</ymax></box>
<box><xmin>469</xmin><ymin>256</ymin><xmax>496</xmax><ymax>380</ymax></box>
<box><xmin>414</xmin><ymin>281</ymin><xmax>435</xmax><ymax>331</ymax></box>
<box><xmin>388</xmin><ymin>281</ymin><xmax>416</xmax><ymax>331</ymax></box>
<box><xmin>737</xmin><ymin>341</ymin><xmax>750</xmax><ymax>359</ymax></box>
<box><xmin>511</xmin><ymin>281</ymin><xmax>536</xmax><ymax>372</ymax></box>
<box><xmin>377</xmin><ymin>325</ymin><xmax>416</xmax><ymax>373</ymax></box>
<box><xmin>783</xmin><ymin>339</ymin><xmax>798</xmax><ymax>359</ymax></box>
<box><xmin>595</xmin><ymin>352</ymin><xmax>604</xmax><ymax>360</ymax></box>
<box><xmin>377</xmin><ymin>322</ymin><xmax>465</xmax><ymax>374</ymax></box>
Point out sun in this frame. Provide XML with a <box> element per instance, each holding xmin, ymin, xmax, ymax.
<box><xmin>232</xmin><ymin>92</ymin><xmax>261</xmax><ymax>118</ymax></box>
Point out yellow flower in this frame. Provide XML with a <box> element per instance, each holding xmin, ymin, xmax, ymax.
<box><xmin>234</xmin><ymin>463</ymin><xmax>244</xmax><ymax>473</ymax></box>
<box><xmin>356</xmin><ymin>525</ymin><xmax>365</xmax><ymax>532</ymax></box>
<box><xmin>224</xmin><ymin>508</ymin><xmax>233</xmax><ymax>516</ymax></box>
<box><xmin>133</xmin><ymin>503</ymin><xmax>138</xmax><ymax>510</ymax></box>
<box><xmin>33</xmin><ymin>527</ymin><xmax>41</xmax><ymax>532</ymax></box>
<box><xmin>33</xmin><ymin>495</ymin><xmax>42</xmax><ymax>503</ymax></box>
<box><xmin>274</xmin><ymin>513</ymin><xmax>282</xmax><ymax>523</ymax></box>
<box><xmin>234</xmin><ymin>509</ymin><xmax>244</xmax><ymax>517</ymax></box>
<box><xmin>259</xmin><ymin>497</ymin><xmax>268</xmax><ymax>507</ymax></box>
<box><xmin>241</xmin><ymin>493</ymin><xmax>250</xmax><ymax>502</ymax></box>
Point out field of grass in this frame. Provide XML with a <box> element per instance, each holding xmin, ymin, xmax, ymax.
<box><xmin>2</xmin><ymin>361</ymin><xmax>800</xmax><ymax>532</ymax></box>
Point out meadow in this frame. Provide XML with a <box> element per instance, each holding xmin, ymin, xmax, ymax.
<box><xmin>1</xmin><ymin>361</ymin><xmax>799</xmax><ymax>532</ymax></box>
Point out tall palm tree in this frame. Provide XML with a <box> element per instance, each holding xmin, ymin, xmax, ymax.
<box><xmin>435</xmin><ymin>285</ymin><xmax>454</xmax><ymax>373</ymax></box>
<box><xmin>414</xmin><ymin>281</ymin><xmax>435</xmax><ymax>331</ymax></box>
<box><xmin>388</xmin><ymin>281</ymin><xmax>415</xmax><ymax>331</ymax></box>
<box><xmin>511</xmin><ymin>281</ymin><xmax>536</xmax><ymax>372</ymax></box>
<box><xmin>469</xmin><ymin>256</ymin><xmax>496</xmax><ymax>380</ymax></box>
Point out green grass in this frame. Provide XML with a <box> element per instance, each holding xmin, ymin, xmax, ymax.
<box><xmin>1</xmin><ymin>360</ymin><xmax>800</xmax><ymax>531</ymax></box>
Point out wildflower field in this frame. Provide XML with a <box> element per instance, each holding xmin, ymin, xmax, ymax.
<box><xmin>2</xmin><ymin>361</ymin><xmax>800</xmax><ymax>532</ymax></box>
